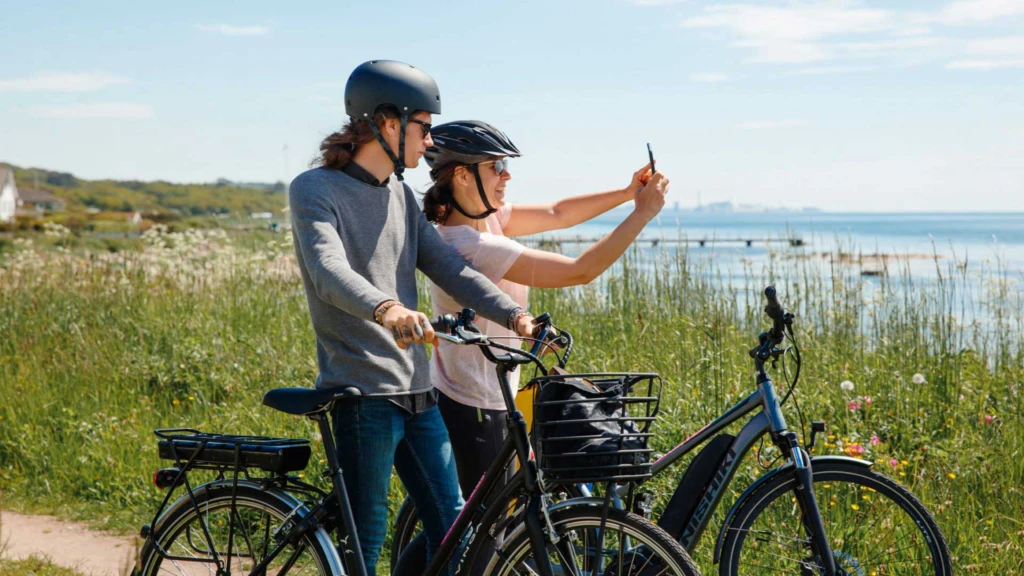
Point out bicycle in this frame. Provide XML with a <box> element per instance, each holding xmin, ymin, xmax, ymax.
<box><xmin>394</xmin><ymin>287</ymin><xmax>953</xmax><ymax>575</ymax></box>
<box><xmin>133</xmin><ymin>311</ymin><xmax>701</xmax><ymax>576</ymax></box>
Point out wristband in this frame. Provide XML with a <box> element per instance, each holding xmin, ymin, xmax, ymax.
<box><xmin>374</xmin><ymin>300</ymin><xmax>399</xmax><ymax>326</ymax></box>
<box><xmin>505</xmin><ymin>307</ymin><xmax>525</xmax><ymax>330</ymax></box>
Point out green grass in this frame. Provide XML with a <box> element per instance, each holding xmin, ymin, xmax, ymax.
<box><xmin>1</xmin><ymin>229</ymin><xmax>1022</xmax><ymax>573</ymax></box>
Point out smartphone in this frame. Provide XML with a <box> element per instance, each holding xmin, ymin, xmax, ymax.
<box><xmin>647</xmin><ymin>143</ymin><xmax>656</xmax><ymax>175</ymax></box>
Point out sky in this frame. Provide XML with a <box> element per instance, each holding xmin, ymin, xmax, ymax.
<box><xmin>1</xmin><ymin>0</ymin><xmax>1022</xmax><ymax>212</ymax></box>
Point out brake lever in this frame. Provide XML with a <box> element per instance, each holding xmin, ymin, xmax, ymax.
<box><xmin>455</xmin><ymin>327</ymin><xmax>487</xmax><ymax>344</ymax></box>
<box><xmin>434</xmin><ymin>333</ymin><xmax>462</xmax><ymax>344</ymax></box>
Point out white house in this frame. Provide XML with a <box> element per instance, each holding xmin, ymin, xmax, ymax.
<box><xmin>0</xmin><ymin>166</ymin><xmax>19</xmax><ymax>223</ymax></box>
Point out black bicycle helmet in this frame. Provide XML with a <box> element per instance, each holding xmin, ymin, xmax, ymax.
<box><xmin>344</xmin><ymin>60</ymin><xmax>441</xmax><ymax>181</ymax></box>
<box><xmin>425</xmin><ymin>121</ymin><xmax>521</xmax><ymax>219</ymax></box>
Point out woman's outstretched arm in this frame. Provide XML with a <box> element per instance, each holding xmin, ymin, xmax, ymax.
<box><xmin>502</xmin><ymin>164</ymin><xmax>653</xmax><ymax>237</ymax></box>
<box><xmin>502</xmin><ymin>172</ymin><xmax>669</xmax><ymax>288</ymax></box>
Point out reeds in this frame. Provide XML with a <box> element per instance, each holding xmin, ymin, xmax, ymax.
<box><xmin>1</xmin><ymin>228</ymin><xmax>1021</xmax><ymax>571</ymax></box>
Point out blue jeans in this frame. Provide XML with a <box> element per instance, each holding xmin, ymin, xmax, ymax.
<box><xmin>332</xmin><ymin>398</ymin><xmax>464</xmax><ymax>574</ymax></box>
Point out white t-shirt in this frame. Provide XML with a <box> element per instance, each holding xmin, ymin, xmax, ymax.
<box><xmin>429</xmin><ymin>204</ymin><xmax>529</xmax><ymax>410</ymax></box>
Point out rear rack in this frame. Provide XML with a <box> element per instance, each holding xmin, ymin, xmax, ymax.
<box><xmin>155</xmin><ymin>428</ymin><xmax>311</xmax><ymax>475</ymax></box>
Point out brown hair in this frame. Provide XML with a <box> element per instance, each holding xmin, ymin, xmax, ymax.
<box><xmin>314</xmin><ymin>106</ymin><xmax>399</xmax><ymax>170</ymax></box>
<box><xmin>422</xmin><ymin>163</ymin><xmax>462</xmax><ymax>224</ymax></box>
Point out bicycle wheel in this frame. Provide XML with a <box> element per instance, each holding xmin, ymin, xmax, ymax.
<box><xmin>390</xmin><ymin>485</ymin><xmax>589</xmax><ymax>573</ymax></box>
<box><xmin>719</xmin><ymin>460</ymin><xmax>952</xmax><ymax>575</ymax></box>
<box><xmin>389</xmin><ymin>496</ymin><xmax>421</xmax><ymax>572</ymax></box>
<box><xmin>474</xmin><ymin>506</ymin><xmax>701</xmax><ymax>576</ymax></box>
<box><xmin>137</xmin><ymin>481</ymin><xmax>340</xmax><ymax>576</ymax></box>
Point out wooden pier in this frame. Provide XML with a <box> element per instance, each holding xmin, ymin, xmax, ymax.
<box><xmin>520</xmin><ymin>236</ymin><xmax>806</xmax><ymax>249</ymax></box>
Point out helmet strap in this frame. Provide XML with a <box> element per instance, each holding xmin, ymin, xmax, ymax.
<box><xmin>367</xmin><ymin>115</ymin><xmax>408</xmax><ymax>181</ymax></box>
<box><xmin>448</xmin><ymin>164</ymin><xmax>496</xmax><ymax>220</ymax></box>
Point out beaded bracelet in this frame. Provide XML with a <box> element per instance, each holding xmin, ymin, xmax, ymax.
<box><xmin>507</xmin><ymin>308</ymin><xmax>531</xmax><ymax>335</ymax></box>
<box><xmin>373</xmin><ymin>300</ymin><xmax>399</xmax><ymax>326</ymax></box>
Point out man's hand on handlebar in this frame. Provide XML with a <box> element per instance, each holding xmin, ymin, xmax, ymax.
<box><xmin>515</xmin><ymin>315</ymin><xmax>539</xmax><ymax>341</ymax></box>
<box><xmin>381</xmin><ymin>304</ymin><xmax>436</xmax><ymax>350</ymax></box>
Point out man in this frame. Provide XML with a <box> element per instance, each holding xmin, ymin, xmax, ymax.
<box><xmin>288</xmin><ymin>60</ymin><xmax>535</xmax><ymax>574</ymax></box>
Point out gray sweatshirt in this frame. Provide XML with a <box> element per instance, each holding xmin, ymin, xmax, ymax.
<box><xmin>289</xmin><ymin>167</ymin><xmax>521</xmax><ymax>395</ymax></box>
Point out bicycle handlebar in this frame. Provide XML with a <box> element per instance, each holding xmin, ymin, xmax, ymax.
<box><xmin>429</xmin><ymin>309</ymin><xmax>566</xmax><ymax>373</ymax></box>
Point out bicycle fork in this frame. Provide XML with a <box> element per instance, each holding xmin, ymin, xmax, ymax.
<box><xmin>781</xmin><ymin>432</ymin><xmax>838</xmax><ymax>576</ymax></box>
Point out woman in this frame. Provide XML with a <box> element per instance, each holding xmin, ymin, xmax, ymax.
<box><xmin>422</xmin><ymin>120</ymin><xmax>670</xmax><ymax>498</ymax></box>
<box><xmin>289</xmin><ymin>65</ymin><xmax>536</xmax><ymax>575</ymax></box>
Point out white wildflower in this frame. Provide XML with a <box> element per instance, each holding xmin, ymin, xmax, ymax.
<box><xmin>912</xmin><ymin>373</ymin><xmax>926</xmax><ymax>385</ymax></box>
<box><xmin>840</xmin><ymin>380</ymin><xmax>854</xmax><ymax>392</ymax></box>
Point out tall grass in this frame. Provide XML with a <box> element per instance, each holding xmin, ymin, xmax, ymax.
<box><xmin>1</xmin><ymin>229</ymin><xmax>1022</xmax><ymax>572</ymax></box>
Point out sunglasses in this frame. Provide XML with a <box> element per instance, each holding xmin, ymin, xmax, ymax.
<box><xmin>479</xmin><ymin>158</ymin><xmax>511</xmax><ymax>176</ymax></box>
<box><xmin>407</xmin><ymin>118</ymin><xmax>432</xmax><ymax>139</ymax></box>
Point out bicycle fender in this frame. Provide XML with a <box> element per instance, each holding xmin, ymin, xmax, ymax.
<box><xmin>547</xmin><ymin>496</ymin><xmax>609</xmax><ymax>514</ymax></box>
<box><xmin>712</xmin><ymin>455</ymin><xmax>872</xmax><ymax>564</ymax></box>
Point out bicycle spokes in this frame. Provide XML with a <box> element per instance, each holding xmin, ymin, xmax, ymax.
<box><xmin>151</xmin><ymin>502</ymin><xmax>322</xmax><ymax>575</ymax></box>
<box><xmin>733</xmin><ymin>481</ymin><xmax>937</xmax><ymax>575</ymax></box>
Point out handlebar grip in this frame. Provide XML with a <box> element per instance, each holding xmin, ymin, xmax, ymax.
<box><xmin>430</xmin><ymin>314</ymin><xmax>456</xmax><ymax>334</ymax></box>
<box><xmin>763</xmin><ymin>286</ymin><xmax>786</xmax><ymax>340</ymax></box>
<box><xmin>529</xmin><ymin>326</ymin><xmax>550</xmax><ymax>357</ymax></box>
<box><xmin>764</xmin><ymin>286</ymin><xmax>782</xmax><ymax>318</ymax></box>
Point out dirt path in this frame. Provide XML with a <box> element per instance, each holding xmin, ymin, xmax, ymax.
<box><xmin>1</xmin><ymin>510</ymin><xmax>137</xmax><ymax>576</ymax></box>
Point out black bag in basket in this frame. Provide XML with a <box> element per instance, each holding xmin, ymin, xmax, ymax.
<box><xmin>535</xmin><ymin>374</ymin><xmax>650</xmax><ymax>482</ymax></box>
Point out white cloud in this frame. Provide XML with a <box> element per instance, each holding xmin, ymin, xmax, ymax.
<box><xmin>739</xmin><ymin>119</ymin><xmax>807</xmax><ymax>129</ymax></box>
<box><xmin>31</xmin><ymin>103</ymin><xmax>154</xmax><ymax>119</ymax></box>
<box><xmin>946</xmin><ymin>36</ymin><xmax>1024</xmax><ymax>69</ymax></box>
<box><xmin>894</xmin><ymin>25</ymin><xmax>933</xmax><ymax>37</ymax></box>
<box><xmin>0</xmin><ymin>72</ymin><xmax>131</xmax><ymax>93</ymax></box>
<box><xmin>194</xmin><ymin>24</ymin><xmax>269</xmax><ymax>36</ymax></box>
<box><xmin>967</xmin><ymin>36</ymin><xmax>1024</xmax><ymax>55</ymax></box>
<box><xmin>690</xmin><ymin>73</ymin><xmax>729</xmax><ymax>82</ymax></box>
<box><xmin>935</xmin><ymin>0</ymin><xmax>1024</xmax><ymax>24</ymax></box>
<box><xmin>947</xmin><ymin>58</ymin><xmax>1024</xmax><ymax>69</ymax></box>
<box><xmin>784</xmin><ymin>65</ymin><xmax>876</xmax><ymax>75</ymax></box>
<box><xmin>838</xmin><ymin>37</ymin><xmax>945</xmax><ymax>54</ymax></box>
<box><xmin>683</xmin><ymin>2</ymin><xmax>892</xmax><ymax>63</ymax></box>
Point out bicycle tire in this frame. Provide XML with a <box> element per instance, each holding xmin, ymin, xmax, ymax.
<box><xmin>469</xmin><ymin>506</ymin><xmax>701</xmax><ymax>576</ymax></box>
<box><xmin>719</xmin><ymin>460</ymin><xmax>952</xmax><ymax>576</ymax></box>
<box><xmin>390</xmin><ymin>485</ymin><xmax>589</xmax><ymax>573</ymax></box>
<box><xmin>137</xmin><ymin>481</ymin><xmax>341</xmax><ymax>576</ymax></box>
<box><xmin>389</xmin><ymin>496</ymin><xmax>421</xmax><ymax>572</ymax></box>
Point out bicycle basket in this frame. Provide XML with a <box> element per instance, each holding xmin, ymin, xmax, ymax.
<box><xmin>531</xmin><ymin>372</ymin><xmax>661</xmax><ymax>484</ymax></box>
<box><xmin>155</xmin><ymin>429</ymin><xmax>311</xmax><ymax>475</ymax></box>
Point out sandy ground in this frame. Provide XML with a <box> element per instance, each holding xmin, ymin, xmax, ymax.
<box><xmin>1</xmin><ymin>510</ymin><xmax>137</xmax><ymax>576</ymax></box>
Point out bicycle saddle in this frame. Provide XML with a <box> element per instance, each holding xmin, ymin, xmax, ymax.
<box><xmin>263</xmin><ymin>386</ymin><xmax>362</xmax><ymax>416</ymax></box>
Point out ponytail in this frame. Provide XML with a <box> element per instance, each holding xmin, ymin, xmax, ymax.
<box><xmin>422</xmin><ymin>163</ymin><xmax>460</xmax><ymax>224</ymax></box>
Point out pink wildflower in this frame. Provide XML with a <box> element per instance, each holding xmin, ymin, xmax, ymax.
<box><xmin>985</xmin><ymin>414</ymin><xmax>994</xmax><ymax>424</ymax></box>
<box><xmin>871</xmin><ymin>435</ymin><xmax>880</xmax><ymax>446</ymax></box>
<box><xmin>889</xmin><ymin>458</ymin><xmax>899</xmax><ymax>468</ymax></box>
<box><xmin>864</xmin><ymin>396</ymin><xmax>873</xmax><ymax>406</ymax></box>
<box><xmin>849</xmin><ymin>400</ymin><xmax>860</xmax><ymax>411</ymax></box>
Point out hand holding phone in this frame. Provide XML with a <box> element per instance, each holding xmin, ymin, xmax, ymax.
<box><xmin>647</xmin><ymin>142</ymin><xmax>656</xmax><ymax>175</ymax></box>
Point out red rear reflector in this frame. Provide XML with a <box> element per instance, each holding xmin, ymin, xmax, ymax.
<box><xmin>153</xmin><ymin>468</ymin><xmax>181</xmax><ymax>490</ymax></box>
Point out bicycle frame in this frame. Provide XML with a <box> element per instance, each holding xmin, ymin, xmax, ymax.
<box><xmin>638</xmin><ymin>353</ymin><xmax>840</xmax><ymax>574</ymax></box>
<box><xmin>421</xmin><ymin>359</ymin><xmax>554</xmax><ymax>576</ymax></box>
<box><xmin>648</xmin><ymin>373</ymin><xmax>785</xmax><ymax>550</ymax></box>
